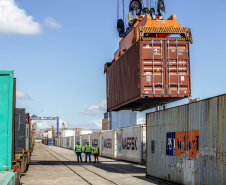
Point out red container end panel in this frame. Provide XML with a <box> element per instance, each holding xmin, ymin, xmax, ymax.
<box><xmin>106</xmin><ymin>39</ymin><xmax>191</xmax><ymax>111</ymax></box>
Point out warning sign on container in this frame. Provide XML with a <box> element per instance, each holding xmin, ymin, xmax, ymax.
<box><xmin>156</xmin><ymin>68</ymin><xmax>160</xmax><ymax>72</ymax></box>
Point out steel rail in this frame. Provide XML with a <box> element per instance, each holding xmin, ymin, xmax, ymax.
<box><xmin>41</xmin><ymin>145</ymin><xmax>118</xmax><ymax>185</ymax></box>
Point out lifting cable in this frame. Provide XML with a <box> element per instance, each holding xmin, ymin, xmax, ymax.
<box><xmin>117</xmin><ymin>0</ymin><xmax>119</xmax><ymax>20</ymax></box>
<box><xmin>122</xmin><ymin>0</ymin><xmax>125</xmax><ymax>29</ymax></box>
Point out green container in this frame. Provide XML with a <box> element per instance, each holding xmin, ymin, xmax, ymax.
<box><xmin>0</xmin><ymin>171</ymin><xmax>17</xmax><ymax>185</ymax></box>
<box><xmin>0</xmin><ymin>71</ymin><xmax>14</xmax><ymax>171</ymax></box>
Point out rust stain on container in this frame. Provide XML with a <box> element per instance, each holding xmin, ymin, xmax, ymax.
<box><xmin>106</xmin><ymin>38</ymin><xmax>191</xmax><ymax>111</ymax></box>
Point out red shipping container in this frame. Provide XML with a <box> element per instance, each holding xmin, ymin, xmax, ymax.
<box><xmin>106</xmin><ymin>38</ymin><xmax>191</xmax><ymax>111</ymax></box>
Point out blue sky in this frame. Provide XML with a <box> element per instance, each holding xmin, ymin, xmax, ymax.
<box><xmin>1</xmin><ymin>0</ymin><xmax>226</xmax><ymax>130</ymax></box>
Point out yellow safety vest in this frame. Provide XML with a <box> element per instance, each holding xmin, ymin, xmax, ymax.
<box><xmin>76</xmin><ymin>144</ymin><xmax>82</xmax><ymax>152</ymax></box>
<box><xmin>93</xmin><ymin>147</ymin><xmax>98</xmax><ymax>154</ymax></box>
<box><xmin>85</xmin><ymin>144</ymin><xmax>91</xmax><ymax>152</ymax></box>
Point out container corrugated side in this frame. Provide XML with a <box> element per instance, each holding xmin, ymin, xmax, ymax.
<box><xmin>0</xmin><ymin>171</ymin><xmax>17</xmax><ymax>185</ymax></box>
<box><xmin>25</xmin><ymin>124</ymin><xmax>29</xmax><ymax>151</ymax></box>
<box><xmin>102</xmin><ymin>118</ymin><xmax>110</xmax><ymax>130</ymax></box>
<box><xmin>47</xmin><ymin>139</ymin><xmax>54</xmax><ymax>146</ymax></box>
<box><xmin>116</xmin><ymin>125</ymin><xmax>146</xmax><ymax>163</ymax></box>
<box><xmin>146</xmin><ymin>94</ymin><xmax>226</xmax><ymax>185</ymax></box>
<box><xmin>107</xmin><ymin>39</ymin><xmax>191</xmax><ymax>111</ymax></box>
<box><xmin>70</xmin><ymin>136</ymin><xmax>75</xmax><ymax>150</ymax></box>
<box><xmin>81</xmin><ymin>134</ymin><xmax>90</xmax><ymax>151</ymax></box>
<box><xmin>15</xmin><ymin>108</ymin><xmax>26</xmax><ymax>152</ymax></box>
<box><xmin>66</xmin><ymin>137</ymin><xmax>70</xmax><ymax>149</ymax></box>
<box><xmin>0</xmin><ymin>71</ymin><xmax>14</xmax><ymax>171</ymax></box>
<box><xmin>110</xmin><ymin>110</ymin><xmax>137</xmax><ymax>130</ymax></box>
<box><xmin>100</xmin><ymin>131</ymin><xmax>116</xmax><ymax>158</ymax></box>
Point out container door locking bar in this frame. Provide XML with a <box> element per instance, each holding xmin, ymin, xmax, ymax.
<box><xmin>167</xmin><ymin>39</ymin><xmax>171</xmax><ymax>95</ymax></box>
<box><xmin>160</xmin><ymin>39</ymin><xmax>164</xmax><ymax>95</ymax></box>
<box><xmin>176</xmin><ymin>39</ymin><xmax>179</xmax><ymax>95</ymax></box>
<box><xmin>152</xmin><ymin>39</ymin><xmax>155</xmax><ymax>95</ymax></box>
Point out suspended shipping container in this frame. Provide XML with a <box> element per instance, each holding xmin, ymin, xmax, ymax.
<box><xmin>146</xmin><ymin>94</ymin><xmax>226</xmax><ymax>185</ymax></box>
<box><xmin>106</xmin><ymin>39</ymin><xmax>191</xmax><ymax>111</ymax></box>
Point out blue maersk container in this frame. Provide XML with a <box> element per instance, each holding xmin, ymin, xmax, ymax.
<box><xmin>47</xmin><ymin>139</ymin><xmax>54</xmax><ymax>146</ymax></box>
<box><xmin>0</xmin><ymin>71</ymin><xmax>14</xmax><ymax>171</ymax></box>
<box><xmin>105</xmin><ymin>110</ymin><xmax>137</xmax><ymax>130</ymax></box>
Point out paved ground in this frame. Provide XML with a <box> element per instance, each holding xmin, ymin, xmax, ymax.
<box><xmin>21</xmin><ymin>144</ymin><xmax>174</xmax><ymax>185</ymax></box>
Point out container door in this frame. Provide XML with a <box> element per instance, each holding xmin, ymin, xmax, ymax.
<box><xmin>165</xmin><ymin>39</ymin><xmax>190</xmax><ymax>96</ymax></box>
<box><xmin>141</xmin><ymin>39</ymin><xmax>165</xmax><ymax>96</ymax></box>
<box><xmin>0</xmin><ymin>72</ymin><xmax>14</xmax><ymax>171</ymax></box>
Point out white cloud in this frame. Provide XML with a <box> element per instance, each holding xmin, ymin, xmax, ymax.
<box><xmin>0</xmin><ymin>0</ymin><xmax>41</xmax><ymax>34</ymax></box>
<box><xmin>80</xmin><ymin>99</ymin><xmax>106</xmax><ymax>116</ymax></box>
<box><xmin>75</xmin><ymin>119</ymin><xmax>102</xmax><ymax>130</ymax></box>
<box><xmin>44</xmin><ymin>17</ymin><xmax>61</xmax><ymax>29</ymax></box>
<box><xmin>137</xmin><ymin>117</ymin><xmax>145</xmax><ymax>125</ymax></box>
<box><xmin>36</xmin><ymin>121</ymin><xmax>50</xmax><ymax>130</ymax></box>
<box><xmin>16</xmin><ymin>90</ymin><xmax>32</xmax><ymax>100</ymax></box>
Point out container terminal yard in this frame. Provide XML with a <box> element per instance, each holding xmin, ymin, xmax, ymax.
<box><xmin>0</xmin><ymin>0</ymin><xmax>225</xmax><ymax>185</ymax></box>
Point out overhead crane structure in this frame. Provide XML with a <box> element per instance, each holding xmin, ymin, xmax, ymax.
<box><xmin>30</xmin><ymin>116</ymin><xmax>60</xmax><ymax>138</ymax></box>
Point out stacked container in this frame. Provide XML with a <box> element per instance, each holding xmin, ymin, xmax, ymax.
<box><xmin>0</xmin><ymin>71</ymin><xmax>14</xmax><ymax>171</ymax></box>
<box><xmin>116</xmin><ymin>125</ymin><xmax>146</xmax><ymax>163</ymax></box>
<box><xmin>146</xmin><ymin>94</ymin><xmax>226</xmax><ymax>185</ymax></box>
<box><xmin>100</xmin><ymin>130</ymin><xmax>116</xmax><ymax>159</ymax></box>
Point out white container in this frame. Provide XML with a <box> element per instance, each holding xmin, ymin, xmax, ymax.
<box><xmin>62</xmin><ymin>137</ymin><xmax>67</xmax><ymax>148</ymax></box>
<box><xmin>66</xmin><ymin>137</ymin><xmax>70</xmax><ymax>149</ymax></box>
<box><xmin>79</xmin><ymin>130</ymin><xmax>93</xmax><ymax>135</ymax></box>
<box><xmin>48</xmin><ymin>131</ymin><xmax>52</xmax><ymax>139</ymax></box>
<box><xmin>116</xmin><ymin>124</ymin><xmax>146</xmax><ymax>163</ymax></box>
<box><xmin>58</xmin><ymin>138</ymin><xmax>61</xmax><ymax>147</ymax></box>
<box><xmin>35</xmin><ymin>140</ymin><xmax>41</xmax><ymax>144</ymax></box>
<box><xmin>100</xmin><ymin>130</ymin><xmax>116</xmax><ymax>158</ymax></box>
<box><xmin>146</xmin><ymin>94</ymin><xmax>226</xmax><ymax>185</ymax></box>
<box><xmin>60</xmin><ymin>137</ymin><xmax>63</xmax><ymax>147</ymax></box>
<box><xmin>81</xmin><ymin>134</ymin><xmax>90</xmax><ymax>151</ymax></box>
<box><xmin>74</xmin><ymin>135</ymin><xmax>80</xmax><ymax>147</ymax></box>
<box><xmin>69</xmin><ymin>136</ymin><xmax>75</xmax><ymax>150</ymax></box>
<box><xmin>61</xmin><ymin>130</ymin><xmax>75</xmax><ymax>137</ymax></box>
<box><xmin>54</xmin><ymin>138</ymin><xmax>58</xmax><ymax>146</ymax></box>
<box><xmin>43</xmin><ymin>132</ymin><xmax>48</xmax><ymax>138</ymax></box>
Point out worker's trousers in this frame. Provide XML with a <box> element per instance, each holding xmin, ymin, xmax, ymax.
<box><xmin>76</xmin><ymin>152</ymin><xmax>82</xmax><ymax>162</ymax></box>
<box><xmin>85</xmin><ymin>152</ymin><xmax>91</xmax><ymax>162</ymax></box>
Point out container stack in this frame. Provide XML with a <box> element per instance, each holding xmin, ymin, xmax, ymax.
<box><xmin>102</xmin><ymin>110</ymin><xmax>137</xmax><ymax>130</ymax></box>
<box><xmin>0</xmin><ymin>71</ymin><xmax>35</xmax><ymax>185</ymax></box>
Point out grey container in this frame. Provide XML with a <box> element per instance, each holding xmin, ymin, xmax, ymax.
<box><xmin>146</xmin><ymin>94</ymin><xmax>226</xmax><ymax>185</ymax></box>
<box><xmin>15</xmin><ymin>108</ymin><xmax>26</xmax><ymax>152</ymax></box>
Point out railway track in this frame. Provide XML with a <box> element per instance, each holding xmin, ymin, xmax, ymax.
<box><xmin>41</xmin><ymin>144</ymin><xmax>119</xmax><ymax>185</ymax></box>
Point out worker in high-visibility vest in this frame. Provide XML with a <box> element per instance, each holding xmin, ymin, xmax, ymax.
<box><xmin>84</xmin><ymin>141</ymin><xmax>91</xmax><ymax>163</ymax></box>
<box><xmin>75</xmin><ymin>141</ymin><xmax>82</xmax><ymax>163</ymax></box>
<box><xmin>93</xmin><ymin>142</ymin><xmax>99</xmax><ymax>163</ymax></box>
